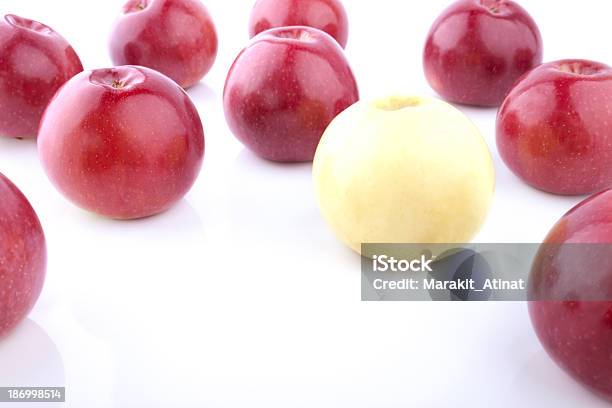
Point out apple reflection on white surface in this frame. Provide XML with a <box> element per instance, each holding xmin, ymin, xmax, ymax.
<box><xmin>0</xmin><ymin>320</ymin><xmax>64</xmax><ymax>407</ymax></box>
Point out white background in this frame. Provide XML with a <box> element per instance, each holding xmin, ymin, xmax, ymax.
<box><xmin>0</xmin><ymin>0</ymin><xmax>610</xmax><ymax>407</ymax></box>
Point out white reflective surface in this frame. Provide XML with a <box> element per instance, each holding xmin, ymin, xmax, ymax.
<box><xmin>0</xmin><ymin>0</ymin><xmax>611</xmax><ymax>406</ymax></box>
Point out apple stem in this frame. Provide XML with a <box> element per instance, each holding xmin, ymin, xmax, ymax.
<box><xmin>111</xmin><ymin>80</ymin><xmax>125</xmax><ymax>90</ymax></box>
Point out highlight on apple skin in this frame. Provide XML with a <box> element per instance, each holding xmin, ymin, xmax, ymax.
<box><xmin>497</xmin><ymin>59</ymin><xmax>612</xmax><ymax>196</ymax></box>
<box><xmin>423</xmin><ymin>0</ymin><xmax>542</xmax><ymax>107</ymax></box>
<box><xmin>109</xmin><ymin>0</ymin><xmax>218</xmax><ymax>89</ymax></box>
<box><xmin>529</xmin><ymin>189</ymin><xmax>612</xmax><ymax>402</ymax></box>
<box><xmin>0</xmin><ymin>14</ymin><xmax>83</xmax><ymax>139</ymax></box>
<box><xmin>249</xmin><ymin>0</ymin><xmax>349</xmax><ymax>48</ymax></box>
<box><xmin>224</xmin><ymin>26</ymin><xmax>359</xmax><ymax>163</ymax></box>
<box><xmin>37</xmin><ymin>66</ymin><xmax>205</xmax><ymax>220</ymax></box>
<box><xmin>0</xmin><ymin>173</ymin><xmax>46</xmax><ymax>340</ymax></box>
<box><xmin>313</xmin><ymin>95</ymin><xmax>495</xmax><ymax>256</ymax></box>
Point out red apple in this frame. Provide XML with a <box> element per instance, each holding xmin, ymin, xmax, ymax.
<box><xmin>0</xmin><ymin>172</ymin><xmax>46</xmax><ymax>340</ymax></box>
<box><xmin>497</xmin><ymin>60</ymin><xmax>612</xmax><ymax>195</ymax></box>
<box><xmin>37</xmin><ymin>65</ymin><xmax>204</xmax><ymax>220</ymax></box>
<box><xmin>423</xmin><ymin>0</ymin><xmax>542</xmax><ymax>107</ymax></box>
<box><xmin>0</xmin><ymin>14</ymin><xmax>83</xmax><ymax>138</ymax></box>
<box><xmin>249</xmin><ymin>0</ymin><xmax>349</xmax><ymax>49</ymax></box>
<box><xmin>529</xmin><ymin>189</ymin><xmax>612</xmax><ymax>401</ymax></box>
<box><xmin>223</xmin><ymin>26</ymin><xmax>359</xmax><ymax>162</ymax></box>
<box><xmin>109</xmin><ymin>0</ymin><xmax>218</xmax><ymax>89</ymax></box>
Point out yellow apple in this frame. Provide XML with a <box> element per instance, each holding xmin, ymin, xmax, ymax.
<box><xmin>313</xmin><ymin>95</ymin><xmax>495</xmax><ymax>255</ymax></box>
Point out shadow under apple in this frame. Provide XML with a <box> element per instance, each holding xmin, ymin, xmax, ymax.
<box><xmin>186</xmin><ymin>82</ymin><xmax>218</xmax><ymax>104</ymax></box>
<box><xmin>226</xmin><ymin>149</ymin><xmax>321</xmax><ymax>248</ymax></box>
<box><xmin>502</xmin><ymin>351</ymin><xmax>611</xmax><ymax>407</ymax></box>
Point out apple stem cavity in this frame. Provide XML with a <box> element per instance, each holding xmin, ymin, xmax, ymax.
<box><xmin>557</xmin><ymin>61</ymin><xmax>603</xmax><ymax>76</ymax></box>
<box><xmin>372</xmin><ymin>96</ymin><xmax>422</xmax><ymax>111</ymax></box>
<box><xmin>89</xmin><ymin>67</ymin><xmax>146</xmax><ymax>91</ymax></box>
<box><xmin>272</xmin><ymin>28</ymin><xmax>316</xmax><ymax>42</ymax></box>
<box><xmin>123</xmin><ymin>0</ymin><xmax>149</xmax><ymax>13</ymax></box>
<box><xmin>4</xmin><ymin>14</ymin><xmax>53</xmax><ymax>35</ymax></box>
<box><xmin>479</xmin><ymin>0</ymin><xmax>507</xmax><ymax>14</ymax></box>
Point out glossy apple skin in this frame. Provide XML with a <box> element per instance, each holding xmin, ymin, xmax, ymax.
<box><xmin>423</xmin><ymin>0</ymin><xmax>542</xmax><ymax>107</ymax></box>
<box><xmin>249</xmin><ymin>0</ymin><xmax>349</xmax><ymax>48</ymax></box>
<box><xmin>529</xmin><ymin>189</ymin><xmax>612</xmax><ymax>401</ymax></box>
<box><xmin>0</xmin><ymin>14</ymin><xmax>83</xmax><ymax>138</ymax></box>
<box><xmin>224</xmin><ymin>27</ymin><xmax>359</xmax><ymax>162</ymax></box>
<box><xmin>38</xmin><ymin>66</ymin><xmax>204</xmax><ymax>220</ymax></box>
<box><xmin>109</xmin><ymin>0</ymin><xmax>218</xmax><ymax>89</ymax></box>
<box><xmin>497</xmin><ymin>60</ymin><xmax>612</xmax><ymax>195</ymax></box>
<box><xmin>0</xmin><ymin>173</ymin><xmax>46</xmax><ymax>340</ymax></box>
